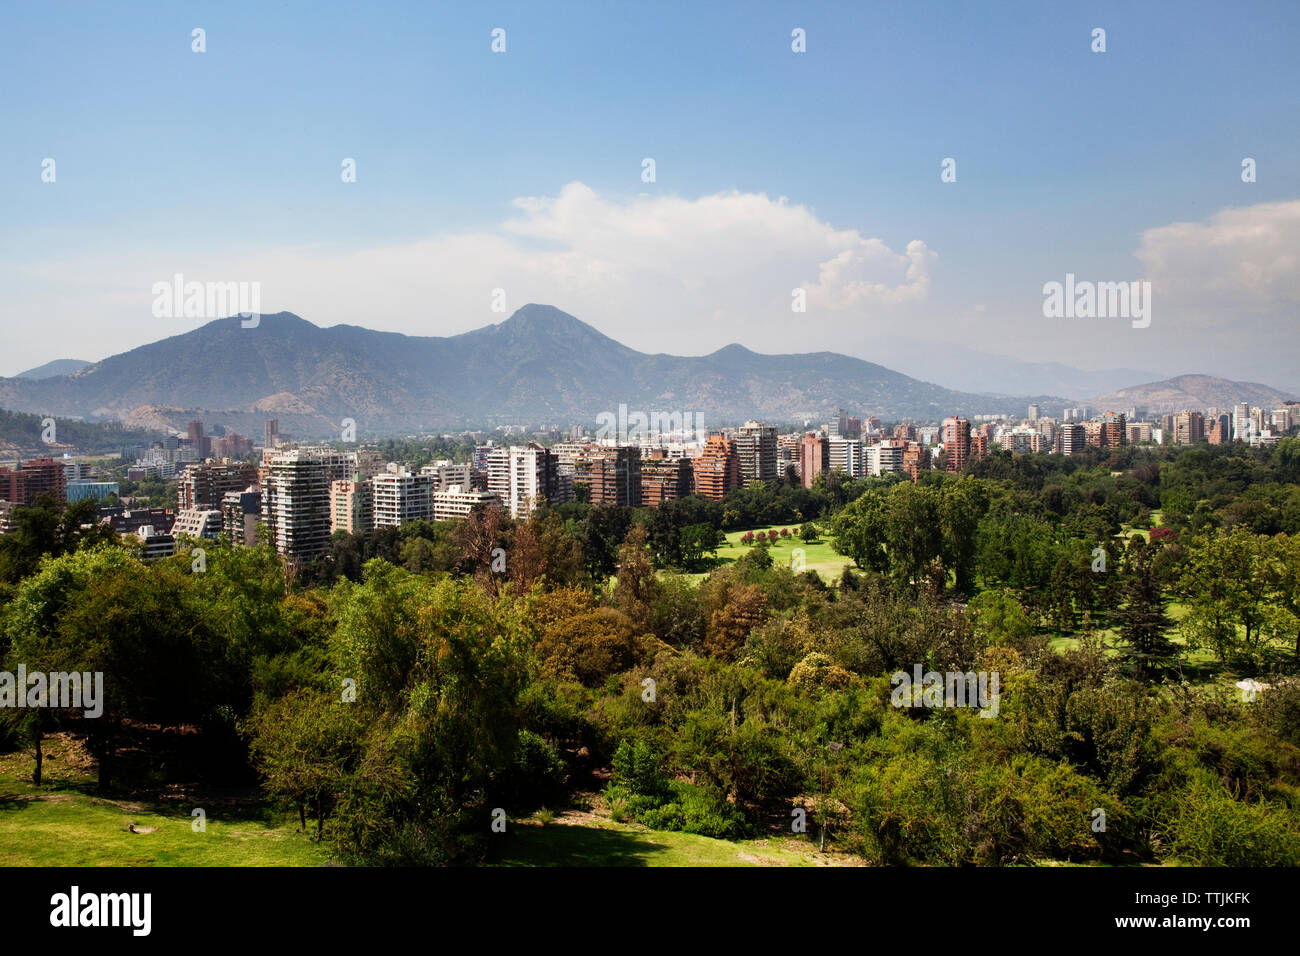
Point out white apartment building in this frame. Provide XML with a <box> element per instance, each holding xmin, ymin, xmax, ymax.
<box><xmin>864</xmin><ymin>440</ymin><xmax>904</xmax><ymax>476</ymax></box>
<box><xmin>420</xmin><ymin>460</ymin><xmax>474</xmax><ymax>491</ymax></box>
<box><xmin>261</xmin><ymin>449</ymin><xmax>335</xmax><ymax>563</ymax></box>
<box><xmin>432</xmin><ymin>485</ymin><xmax>501</xmax><ymax>522</ymax></box>
<box><xmin>372</xmin><ymin>465</ymin><xmax>434</xmax><ymax>527</ymax></box>
<box><xmin>486</xmin><ymin>445</ymin><xmax>562</xmax><ymax>518</ymax></box>
<box><xmin>171</xmin><ymin>509</ymin><xmax>224</xmax><ymax>541</ymax></box>
<box><xmin>827</xmin><ymin>437</ymin><xmax>863</xmax><ymax>477</ymax></box>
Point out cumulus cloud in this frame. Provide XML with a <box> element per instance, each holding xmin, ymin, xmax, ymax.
<box><xmin>7</xmin><ymin>182</ymin><xmax>933</xmax><ymax>365</ymax></box>
<box><xmin>1136</xmin><ymin>199</ymin><xmax>1300</xmax><ymax>317</ymax></box>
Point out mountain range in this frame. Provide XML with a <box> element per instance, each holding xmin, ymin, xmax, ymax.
<box><xmin>14</xmin><ymin>359</ymin><xmax>92</xmax><ymax>380</ymax></box>
<box><xmin>0</xmin><ymin>306</ymin><xmax>1290</xmax><ymax>439</ymax></box>
<box><xmin>1089</xmin><ymin>375</ymin><xmax>1296</xmax><ymax>416</ymax></box>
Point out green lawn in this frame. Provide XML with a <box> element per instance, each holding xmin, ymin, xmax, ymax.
<box><xmin>489</xmin><ymin>811</ymin><xmax>847</xmax><ymax>867</ymax></box>
<box><xmin>0</xmin><ymin>735</ymin><xmax>334</xmax><ymax>867</ymax></box>
<box><xmin>684</xmin><ymin>524</ymin><xmax>853</xmax><ymax>584</ymax></box>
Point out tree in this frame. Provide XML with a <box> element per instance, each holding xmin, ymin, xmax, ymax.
<box><xmin>799</xmin><ymin>522</ymin><xmax>818</xmax><ymax>543</ymax></box>
<box><xmin>966</xmin><ymin>590</ymin><xmax>1033</xmax><ymax>648</ymax></box>
<box><xmin>1178</xmin><ymin>527</ymin><xmax>1270</xmax><ymax>664</ymax></box>
<box><xmin>705</xmin><ymin>583</ymin><xmax>769</xmax><ymax>660</ymax></box>
<box><xmin>328</xmin><ymin>572</ymin><xmax>533</xmax><ymax>864</ymax></box>
<box><xmin>1262</xmin><ymin>534</ymin><xmax>1300</xmax><ymax>660</ymax></box>
<box><xmin>831</xmin><ymin>489</ymin><xmax>889</xmax><ymax>575</ymax></box>
<box><xmin>532</xmin><ymin>588</ymin><xmax>642</xmax><ymax>685</ymax></box>
<box><xmin>248</xmin><ymin>688</ymin><xmax>366</xmax><ymax>835</ymax></box>
<box><xmin>939</xmin><ymin>479</ymin><xmax>988</xmax><ymax>595</ymax></box>
<box><xmin>1115</xmin><ymin>537</ymin><xmax>1177</xmax><ymax>678</ymax></box>
<box><xmin>454</xmin><ymin>504</ymin><xmax>511</xmax><ymax>596</ymax></box>
<box><xmin>614</xmin><ymin>525</ymin><xmax>660</xmax><ymax>632</ymax></box>
<box><xmin>884</xmin><ymin>483</ymin><xmax>942</xmax><ymax>593</ymax></box>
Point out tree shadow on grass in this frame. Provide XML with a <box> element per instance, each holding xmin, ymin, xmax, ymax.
<box><xmin>487</xmin><ymin>823</ymin><xmax>671</xmax><ymax>867</ymax></box>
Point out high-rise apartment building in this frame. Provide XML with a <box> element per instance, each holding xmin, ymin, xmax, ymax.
<box><xmin>177</xmin><ymin>460</ymin><xmax>260</xmax><ymax>511</ymax></box>
<box><xmin>903</xmin><ymin>441</ymin><xmax>930</xmax><ymax>480</ymax></box>
<box><xmin>261</xmin><ymin>449</ymin><xmax>334</xmax><ymax>563</ymax></box>
<box><xmin>1207</xmin><ymin>414</ymin><xmax>1231</xmax><ymax>445</ymax></box>
<box><xmin>827</xmin><ymin>437</ymin><xmax>863</xmax><ymax>477</ymax></box>
<box><xmin>372</xmin><ymin>466</ymin><xmax>435</xmax><ymax>527</ymax></box>
<box><xmin>171</xmin><ymin>509</ymin><xmax>224</xmax><ymax>542</ymax></box>
<box><xmin>221</xmin><ymin>489</ymin><xmax>262</xmax><ymax>546</ymax></box>
<box><xmin>1174</xmin><ymin>410</ymin><xmax>1205</xmax><ymax>445</ymax></box>
<box><xmin>735</xmin><ymin>421</ymin><xmax>778</xmax><ymax>485</ymax></box>
<box><xmin>329</xmin><ymin>478</ymin><xmax>373</xmax><ymax>534</ymax></box>
<box><xmin>0</xmin><ymin>458</ymin><xmax>67</xmax><ymax>506</ymax></box>
<box><xmin>641</xmin><ymin>455</ymin><xmax>693</xmax><ymax>507</ymax></box>
<box><xmin>487</xmin><ymin>444</ymin><xmax>562</xmax><ymax>517</ymax></box>
<box><xmin>573</xmin><ymin>447</ymin><xmax>642</xmax><ymax>507</ymax></box>
<box><xmin>420</xmin><ymin>461</ymin><xmax>473</xmax><ymax>491</ymax></box>
<box><xmin>797</xmin><ymin>433</ymin><xmax>826</xmax><ymax>489</ymax></box>
<box><xmin>828</xmin><ymin>408</ymin><xmax>848</xmax><ymax>439</ymax></box>
<box><xmin>1057</xmin><ymin>423</ymin><xmax>1086</xmax><ymax>456</ymax></box>
<box><xmin>865</xmin><ymin>439</ymin><xmax>905</xmax><ymax>476</ymax></box>
<box><xmin>1233</xmin><ymin>403</ymin><xmax>1251</xmax><ymax>442</ymax></box>
<box><xmin>187</xmin><ymin>420</ymin><xmax>211</xmax><ymax>458</ymax></box>
<box><xmin>264</xmin><ymin>419</ymin><xmax>280</xmax><ymax>450</ymax></box>
<box><xmin>694</xmin><ymin>434</ymin><xmax>742</xmax><ymax>500</ymax></box>
<box><xmin>1097</xmin><ymin>412</ymin><xmax>1127</xmax><ymax>448</ymax></box>
<box><xmin>432</xmin><ymin>486</ymin><xmax>502</xmax><ymax>522</ymax></box>
<box><xmin>941</xmin><ymin>417</ymin><xmax>971</xmax><ymax>473</ymax></box>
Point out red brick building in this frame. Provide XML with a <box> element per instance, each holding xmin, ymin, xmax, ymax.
<box><xmin>694</xmin><ymin>434</ymin><xmax>742</xmax><ymax>500</ymax></box>
<box><xmin>798</xmin><ymin>433</ymin><xmax>827</xmax><ymax>489</ymax></box>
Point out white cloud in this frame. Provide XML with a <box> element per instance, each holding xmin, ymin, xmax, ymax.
<box><xmin>5</xmin><ymin>182</ymin><xmax>933</xmax><ymax>366</ymax></box>
<box><xmin>1136</xmin><ymin>199</ymin><xmax>1300</xmax><ymax>318</ymax></box>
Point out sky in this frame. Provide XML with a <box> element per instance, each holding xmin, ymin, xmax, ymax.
<box><xmin>2</xmin><ymin>0</ymin><xmax>1298</xmax><ymax>391</ymax></box>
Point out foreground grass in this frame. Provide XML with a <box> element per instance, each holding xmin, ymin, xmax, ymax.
<box><xmin>0</xmin><ymin>735</ymin><xmax>333</xmax><ymax>866</ymax></box>
<box><xmin>490</xmin><ymin>809</ymin><xmax>855</xmax><ymax>867</ymax></box>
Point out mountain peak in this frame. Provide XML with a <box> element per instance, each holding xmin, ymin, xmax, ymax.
<box><xmin>502</xmin><ymin>303</ymin><xmax>588</xmax><ymax>330</ymax></box>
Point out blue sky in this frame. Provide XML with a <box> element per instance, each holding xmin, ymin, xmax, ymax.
<box><xmin>2</xmin><ymin>0</ymin><xmax>1298</xmax><ymax>390</ymax></box>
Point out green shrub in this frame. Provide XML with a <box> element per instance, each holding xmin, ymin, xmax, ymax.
<box><xmin>498</xmin><ymin>730</ymin><xmax>566</xmax><ymax>813</ymax></box>
<box><xmin>1166</xmin><ymin>773</ymin><xmax>1300</xmax><ymax>866</ymax></box>
<box><xmin>637</xmin><ymin>783</ymin><xmax>751</xmax><ymax>839</ymax></box>
<box><xmin>610</xmin><ymin>738</ymin><xmax>669</xmax><ymax>797</ymax></box>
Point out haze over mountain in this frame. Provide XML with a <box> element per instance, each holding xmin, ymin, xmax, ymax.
<box><xmin>13</xmin><ymin>359</ymin><xmax>92</xmax><ymax>380</ymax></box>
<box><xmin>1089</xmin><ymin>375</ymin><xmax>1297</xmax><ymax>415</ymax></box>
<box><xmin>0</xmin><ymin>306</ymin><xmax>1072</xmax><ymax>438</ymax></box>
<box><xmin>873</xmin><ymin>337</ymin><xmax>1159</xmax><ymax>400</ymax></box>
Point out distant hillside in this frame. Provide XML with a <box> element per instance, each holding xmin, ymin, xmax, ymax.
<box><xmin>1090</xmin><ymin>374</ymin><xmax>1297</xmax><ymax>415</ymax></box>
<box><xmin>0</xmin><ymin>408</ymin><xmax>164</xmax><ymax>460</ymax></box>
<box><xmin>873</xmin><ymin>336</ymin><xmax>1156</xmax><ymax>400</ymax></box>
<box><xmin>0</xmin><ymin>306</ymin><xmax>1068</xmax><ymax>435</ymax></box>
<box><xmin>14</xmin><ymin>359</ymin><xmax>91</xmax><ymax>380</ymax></box>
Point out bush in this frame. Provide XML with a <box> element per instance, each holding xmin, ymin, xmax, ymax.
<box><xmin>610</xmin><ymin>738</ymin><xmax>669</xmax><ymax>798</ymax></box>
<box><xmin>636</xmin><ymin>782</ymin><xmax>751</xmax><ymax>839</ymax></box>
<box><xmin>1166</xmin><ymin>773</ymin><xmax>1300</xmax><ymax>866</ymax></box>
<box><xmin>1256</xmin><ymin>678</ymin><xmax>1300</xmax><ymax>749</ymax></box>
<box><xmin>497</xmin><ymin>730</ymin><xmax>567</xmax><ymax>813</ymax></box>
<box><xmin>787</xmin><ymin>652</ymin><xmax>853</xmax><ymax>693</ymax></box>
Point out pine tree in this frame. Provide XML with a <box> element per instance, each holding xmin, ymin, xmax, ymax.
<box><xmin>1117</xmin><ymin>538</ymin><xmax>1177</xmax><ymax>679</ymax></box>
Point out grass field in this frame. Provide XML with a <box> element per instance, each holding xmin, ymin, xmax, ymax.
<box><xmin>0</xmin><ymin>734</ymin><xmax>333</xmax><ymax>867</ymax></box>
<box><xmin>489</xmin><ymin>807</ymin><xmax>858</xmax><ymax>867</ymax></box>
<box><xmin>687</xmin><ymin>524</ymin><xmax>853</xmax><ymax>583</ymax></box>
